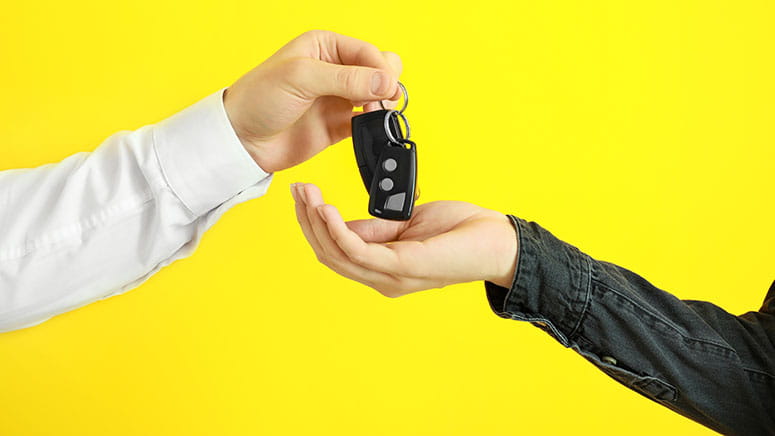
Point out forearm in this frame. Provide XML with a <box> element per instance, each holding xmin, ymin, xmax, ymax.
<box><xmin>0</xmin><ymin>90</ymin><xmax>271</xmax><ymax>332</ymax></box>
<box><xmin>486</xmin><ymin>216</ymin><xmax>775</xmax><ymax>436</ymax></box>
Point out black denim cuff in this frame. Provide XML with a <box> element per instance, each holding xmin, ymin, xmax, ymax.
<box><xmin>485</xmin><ymin>216</ymin><xmax>592</xmax><ymax>347</ymax></box>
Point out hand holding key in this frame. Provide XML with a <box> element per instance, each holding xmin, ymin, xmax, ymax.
<box><xmin>223</xmin><ymin>30</ymin><xmax>402</xmax><ymax>173</ymax></box>
<box><xmin>291</xmin><ymin>183</ymin><xmax>519</xmax><ymax>297</ymax></box>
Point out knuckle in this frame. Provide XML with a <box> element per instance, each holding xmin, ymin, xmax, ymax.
<box><xmin>375</xmin><ymin>283</ymin><xmax>402</xmax><ymax>298</ymax></box>
<box><xmin>345</xmin><ymin>249</ymin><xmax>367</xmax><ymax>266</ymax></box>
<box><xmin>281</xmin><ymin>57</ymin><xmax>309</xmax><ymax>80</ymax></box>
<box><xmin>315</xmin><ymin>254</ymin><xmax>329</xmax><ymax>266</ymax></box>
<box><xmin>383</xmin><ymin>51</ymin><xmax>403</xmax><ymax>70</ymax></box>
<box><xmin>328</xmin><ymin>231</ymin><xmax>343</xmax><ymax>244</ymax></box>
<box><xmin>383</xmin><ymin>291</ymin><xmax>400</xmax><ymax>299</ymax></box>
<box><xmin>302</xmin><ymin>29</ymin><xmax>330</xmax><ymax>40</ymax></box>
<box><xmin>334</xmin><ymin>67</ymin><xmax>359</xmax><ymax>93</ymax></box>
<box><xmin>392</xmin><ymin>281</ymin><xmax>412</xmax><ymax>296</ymax></box>
<box><xmin>326</xmin><ymin>250</ymin><xmax>347</xmax><ymax>265</ymax></box>
<box><xmin>374</xmin><ymin>286</ymin><xmax>397</xmax><ymax>298</ymax></box>
<box><xmin>319</xmin><ymin>244</ymin><xmax>335</xmax><ymax>258</ymax></box>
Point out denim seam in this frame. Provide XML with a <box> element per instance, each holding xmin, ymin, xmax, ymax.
<box><xmin>742</xmin><ymin>366</ymin><xmax>775</xmax><ymax>381</ymax></box>
<box><xmin>502</xmin><ymin>216</ymin><xmax>592</xmax><ymax>347</ymax></box>
<box><xmin>591</xmin><ymin>278</ymin><xmax>738</xmax><ymax>357</ymax></box>
<box><xmin>504</xmin><ymin>217</ymin><xmax>569</xmax><ymax>344</ymax></box>
<box><xmin>493</xmin><ymin>217</ymin><xmax>569</xmax><ymax>345</ymax></box>
<box><xmin>576</xmin><ymin>345</ymin><xmax>679</xmax><ymax>402</ymax></box>
<box><xmin>507</xmin><ymin>313</ymin><xmax>569</xmax><ymax>344</ymax></box>
<box><xmin>565</xmin><ymin>249</ymin><xmax>593</xmax><ymax>343</ymax></box>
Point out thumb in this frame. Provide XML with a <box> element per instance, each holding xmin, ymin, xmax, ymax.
<box><xmin>353</xmin><ymin>51</ymin><xmax>403</xmax><ymax>108</ymax></box>
<box><xmin>286</xmin><ymin>58</ymin><xmax>396</xmax><ymax>102</ymax></box>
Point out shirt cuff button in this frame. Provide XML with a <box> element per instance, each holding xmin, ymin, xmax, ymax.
<box><xmin>601</xmin><ymin>355</ymin><xmax>618</xmax><ymax>365</ymax></box>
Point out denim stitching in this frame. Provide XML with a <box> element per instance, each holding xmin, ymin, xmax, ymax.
<box><xmin>592</xmin><ymin>279</ymin><xmax>737</xmax><ymax>357</ymax></box>
<box><xmin>742</xmin><ymin>366</ymin><xmax>775</xmax><ymax>381</ymax></box>
<box><xmin>565</xmin><ymin>249</ymin><xmax>593</xmax><ymax>343</ymax></box>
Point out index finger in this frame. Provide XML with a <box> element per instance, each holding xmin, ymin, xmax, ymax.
<box><xmin>318</xmin><ymin>203</ymin><xmax>409</xmax><ymax>275</ymax></box>
<box><xmin>290</xmin><ymin>30</ymin><xmax>400</xmax><ymax>95</ymax></box>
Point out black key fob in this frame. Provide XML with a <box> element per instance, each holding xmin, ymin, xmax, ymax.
<box><xmin>352</xmin><ymin>109</ymin><xmax>403</xmax><ymax>191</ymax></box>
<box><xmin>352</xmin><ymin>110</ymin><xmax>417</xmax><ymax>221</ymax></box>
<box><xmin>367</xmin><ymin>140</ymin><xmax>417</xmax><ymax>220</ymax></box>
<box><xmin>351</xmin><ymin>83</ymin><xmax>418</xmax><ymax>221</ymax></box>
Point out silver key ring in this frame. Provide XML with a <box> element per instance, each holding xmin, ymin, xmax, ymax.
<box><xmin>384</xmin><ymin>109</ymin><xmax>411</xmax><ymax>143</ymax></box>
<box><xmin>379</xmin><ymin>81</ymin><xmax>408</xmax><ymax>114</ymax></box>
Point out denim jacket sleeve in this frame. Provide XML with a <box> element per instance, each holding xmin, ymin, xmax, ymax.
<box><xmin>485</xmin><ymin>216</ymin><xmax>775</xmax><ymax>436</ymax></box>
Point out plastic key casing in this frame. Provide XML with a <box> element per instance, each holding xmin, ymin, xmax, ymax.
<box><xmin>367</xmin><ymin>141</ymin><xmax>417</xmax><ymax>220</ymax></box>
<box><xmin>352</xmin><ymin>110</ymin><xmax>403</xmax><ymax>191</ymax></box>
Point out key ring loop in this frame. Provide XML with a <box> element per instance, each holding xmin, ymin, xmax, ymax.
<box><xmin>379</xmin><ymin>82</ymin><xmax>409</xmax><ymax>114</ymax></box>
<box><xmin>384</xmin><ymin>109</ymin><xmax>411</xmax><ymax>144</ymax></box>
<box><xmin>394</xmin><ymin>138</ymin><xmax>415</xmax><ymax>149</ymax></box>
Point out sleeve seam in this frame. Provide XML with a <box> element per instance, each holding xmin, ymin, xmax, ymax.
<box><xmin>565</xmin><ymin>249</ymin><xmax>593</xmax><ymax>342</ymax></box>
<box><xmin>591</xmin><ymin>277</ymin><xmax>739</xmax><ymax>358</ymax></box>
<box><xmin>743</xmin><ymin>366</ymin><xmax>775</xmax><ymax>381</ymax></box>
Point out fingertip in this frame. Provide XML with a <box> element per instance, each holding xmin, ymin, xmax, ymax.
<box><xmin>303</xmin><ymin>183</ymin><xmax>322</xmax><ymax>204</ymax></box>
<box><xmin>371</xmin><ymin>70</ymin><xmax>392</xmax><ymax>98</ymax></box>
<box><xmin>363</xmin><ymin>102</ymin><xmax>381</xmax><ymax>112</ymax></box>
<box><xmin>295</xmin><ymin>183</ymin><xmax>307</xmax><ymax>204</ymax></box>
<box><xmin>381</xmin><ymin>51</ymin><xmax>403</xmax><ymax>76</ymax></box>
<box><xmin>390</xmin><ymin>86</ymin><xmax>401</xmax><ymax>101</ymax></box>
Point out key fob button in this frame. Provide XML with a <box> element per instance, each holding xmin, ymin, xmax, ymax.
<box><xmin>379</xmin><ymin>178</ymin><xmax>394</xmax><ymax>191</ymax></box>
<box><xmin>382</xmin><ymin>158</ymin><xmax>398</xmax><ymax>172</ymax></box>
<box><xmin>384</xmin><ymin>193</ymin><xmax>406</xmax><ymax>211</ymax></box>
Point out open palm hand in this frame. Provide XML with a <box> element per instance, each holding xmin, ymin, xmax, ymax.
<box><xmin>292</xmin><ymin>183</ymin><xmax>518</xmax><ymax>297</ymax></box>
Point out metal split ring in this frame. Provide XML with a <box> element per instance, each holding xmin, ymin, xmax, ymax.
<box><xmin>383</xmin><ymin>109</ymin><xmax>411</xmax><ymax>144</ymax></box>
<box><xmin>379</xmin><ymin>81</ymin><xmax>408</xmax><ymax>114</ymax></box>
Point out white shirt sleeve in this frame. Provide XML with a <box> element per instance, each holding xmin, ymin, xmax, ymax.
<box><xmin>0</xmin><ymin>89</ymin><xmax>272</xmax><ymax>332</ymax></box>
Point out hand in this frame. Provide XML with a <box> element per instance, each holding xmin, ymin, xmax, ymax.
<box><xmin>291</xmin><ymin>183</ymin><xmax>519</xmax><ymax>297</ymax></box>
<box><xmin>223</xmin><ymin>30</ymin><xmax>403</xmax><ymax>173</ymax></box>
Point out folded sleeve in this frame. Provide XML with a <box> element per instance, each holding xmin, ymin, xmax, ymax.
<box><xmin>485</xmin><ymin>215</ymin><xmax>775</xmax><ymax>436</ymax></box>
<box><xmin>0</xmin><ymin>89</ymin><xmax>272</xmax><ymax>332</ymax></box>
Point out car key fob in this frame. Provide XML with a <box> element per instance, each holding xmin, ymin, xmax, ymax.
<box><xmin>367</xmin><ymin>140</ymin><xmax>417</xmax><ymax>220</ymax></box>
<box><xmin>351</xmin><ymin>109</ymin><xmax>403</xmax><ymax>191</ymax></box>
<box><xmin>351</xmin><ymin>82</ymin><xmax>418</xmax><ymax>221</ymax></box>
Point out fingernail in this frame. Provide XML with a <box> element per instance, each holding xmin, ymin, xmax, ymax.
<box><xmin>371</xmin><ymin>72</ymin><xmax>386</xmax><ymax>95</ymax></box>
<box><xmin>290</xmin><ymin>183</ymin><xmax>298</xmax><ymax>201</ymax></box>
<box><xmin>299</xmin><ymin>183</ymin><xmax>308</xmax><ymax>205</ymax></box>
<box><xmin>317</xmin><ymin>206</ymin><xmax>328</xmax><ymax>222</ymax></box>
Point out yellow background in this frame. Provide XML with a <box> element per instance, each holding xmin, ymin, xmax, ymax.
<box><xmin>1</xmin><ymin>1</ymin><xmax>773</xmax><ymax>435</ymax></box>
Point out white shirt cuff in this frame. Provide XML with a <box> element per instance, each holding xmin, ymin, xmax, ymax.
<box><xmin>152</xmin><ymin>89</ymin><xmax>271</xmax><ymax>216</ymax></box>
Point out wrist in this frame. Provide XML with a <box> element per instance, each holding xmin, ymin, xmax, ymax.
<box><xmin>490</xmin><ymin>214</ymin><xmax>519</xmax><ymax>289</ymax></box>
<box><xmin>222</xmin><ymin>87</ymin><xmax>275</xmax><ymax>172</ymax></box>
